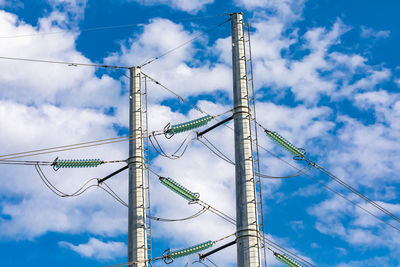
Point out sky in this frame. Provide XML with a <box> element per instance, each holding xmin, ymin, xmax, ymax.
<box><xmin>0</xmin><ymin>0</ymin><xmax>400</xmax><ymax>266</ymax></box>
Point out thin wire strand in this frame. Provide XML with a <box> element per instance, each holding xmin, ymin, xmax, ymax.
<box><xmin>147</xmin><ymin>167</ymin><xmax>237</xmax><ymax>225</ymax></box>
<box><xmin>149</xmin><ymin>131</ymin><xmax>195</xmax><ymax>160</ymax></box>
<box><xmin>256</xmin><ymin>163</ymin><xmax>314</xmax><ymax>179</ymax></box>
<box><xmin>1</xmin><ymin>138</ymin><xmax>132</xmax><ymax>160</ymax></box>
<box><xmin>143</xmin><ymin>75</ymin><xmax>154</xmax><ymax>266</ymax></box>
<box><xmin>0</xmin><ymin>15</ymin><xmax>226</xmax><ymax>40</ymax></box>
<box><xmin>257</xmin><ymin>122</ymin><xmax>400</xmax><ymax>227</ymax></box>
<box><xmin>196</xmin><ymin>136</ymin><xmax>235</xmax><ymax>165</ymax></box>
<box><xmin>245</xmin><ymin>21</ymin><xmax>267</xmax><ymax>267</ymax></box>
<box><xmin>264</xmin><ymin>238</ymin><xmax>314</xmax><ymax>267</ymax></box>
<box><xmin>142</xmin><ymin>72</ymin><xmax>227</xmax><ymax>119</ymax></box>
<box><xmin>309</xmin><ymin>159</ymin><xmax>400</xmax><ymax>225</ymax></box>
<box><xmin>0</xmin><ymin>159</ymin><xmax>126</xmax><ymax>166</ymax></box>
<box><xmin>255</xmin><ymin>143</ymin><xmax>400</xmax><ymax>233</ymax></box>
<box><xmin>0</xmin><ymin>159</ymin><xmax>53</xmax><ymax>166</ymax></box>
<box><xmin>0</xmin><ymin>23</ymin><xmax>143</xmax><ymax>39</ymax></box>
<box><xmin>146</xmin><ymin>166</ymin><xmax>312</xmax><ymax>266</ymax></box>
<box><xmin>140</xmin><ymin>18</ymin><xmax>231</xmax><ymax>67</ymax></box>
<box><xmin>0</xmin><ymin>134</ymin><xmax>159</xmax><ymax>161</ymax></box>
<box><xmin>196</xmin><ymin>135</ymin><xmax>315</xmax><ymax>180</ymax></box>
<box><xmin>139</xmin><ymin>71</ymin><xmax>400</xmax><ymax>235</ymax></box>
<box><xmin>97</xmin><ymin>171</ymin><xmax>210</xmax><ymax>223</ymax></box>
<box><xmin>0</xmin><ymin>136</ymin><xmax>131</xmax><ymax>159</ymax></box>
<box><xmin>34</xmin><ymin>164</ymin><xmax>99</xmax><ymax>197</ymax></box>
<box><xmin>121</xmin><ymin>72</ymin><xmax>313</xmax><ymax>265</ymax></box>
<box><xmin>105</xmin><ymin>232</ymin><xmax>233</xmax><ymax>267</ymax></box>
<box><xmin>0</xmin><ymin>56</ymin><xmax>129</xmax><ymax>69</ymax></box>
<box><xmin>148</xmin><ymin>207</ymin><xmax>208</xmax><ymax>222</ymax></box>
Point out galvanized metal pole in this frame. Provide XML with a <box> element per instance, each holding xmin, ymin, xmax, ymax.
<box><xmin>231</xmin><ymin>13</ymin><xmax>261</xmax><ymax>267</ymax></box>
<box><xmin>128</xmin><ymin>67</ymin><xmax>147</xmax><ymax>267</ymax></box>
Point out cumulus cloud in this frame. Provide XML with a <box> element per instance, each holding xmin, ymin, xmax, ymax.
<box><xmin>106</xmin><ymin>18</ymin><xmax>231</xmax><ymax>101</ymax></box>
<box><xmin>59</xmin><ymin>238</ymin><xmax>126</xmax><ymax>260</ymax></box>
<box><xmin>0</xmin><ymin>10</ymin><xmax>123</xmax><ymax>109</ymax></box>
<box><xmin>1</xmin><ymin>0</ymin><xmax>399</xmax><ymax>265</ymax></box>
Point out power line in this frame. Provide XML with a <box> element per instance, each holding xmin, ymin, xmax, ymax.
<box><xmin>0</xmin><ymin>56</ymin><xmax>129</xmax><ymax>69</ymax></box>
<box><xmin>254</xmin><ymin>142</ymin><xmax>400</xmax><ymax>233</ymax></box>
<box><xmin>256</xmin><ymin>163</ymin><xmax>314</xmax><ymax>179</ymax></box>
<box><xmin>104</xmin><ymin>232</ymin><xmax>235</xmax><ymax>267</ymax></box>
<box><xmin>149</xmin><ymin>131</ymin><xmax>195</xmax><ymax>160</ymax></box>
<box><xmin>0</xmin><ymin>159</ymin><xmax>53</xmax><ymax>166</ymax></box>
<box><xmin>141</xmin><ymin>72</ymin><xmax>234</xmax><ymax>130</ymax></box>
<box><xmin>197</xmin><ymin>135</ymin><xmax>235</xmax><ymax>165</ymax></box>
<box><xmin>148</xmin><ymin>207</ymin><xmax>208</xmax><ymax>222</ymax></box>
<box><xmin>141</xmin><ymin>73</ymin><xmax>400</xmax><ymax>233</ymax></box>
<box><xmin>0</xmin><ymin>136</ymin><xmax>132</xmax><ymax>160</ymax></box>
<box><xmin>0</xmin><ymin>23</ymin><xmax>143</xmax><ymax>40</ymax></box>
<box><xmin>0</xmin><ymin>15</ymin><xmax>224</xmax><ymax>40</ymax></box>
<box><xmin>256</xmin><ymin>123</ymin><xmax>400</xmax><ymax>228</ymax></box>
<box><xmin>309</xmin><ymin>159</ymin><xmax>400</xmax><ymax>225</ymax></box>
<box><xmin>0</xmin><ymin>131</ymin><xmax>165</xmax><ymax>161</ymax></box>
<box><xmin>141</xmin><ymin>72</ymin><xmax>212</xmax><ymax>115</ymax></box>
<box><xmin>140</xmin><ymin>17</ymin><xmax>231</xmax><ymax>67</ymax></box>
<box><xmin>0</xmin><ymin>135</ymin><xmax>129</xmax><ymax>159</ymax></box>
<box><xmin>34</xmin><ymin>164</ymin><xmax>99</xmax><ymax>197</ymax></box>
<box><xmin>0</xmin><ymin>158</ymin><xmax>125</xmax><ymax>167</ymax></box>
<box><xmin>146</xmin><ymin>166</ymin><xmax>313</xmax><ymax>266</ymax></box>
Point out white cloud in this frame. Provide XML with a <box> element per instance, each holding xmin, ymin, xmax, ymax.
<box><xmin>1</xmin><ymin>1</ymin><xmax>399</xmax><ymax>265</ymax></box>
<box><xmin>308</xmin><ymin>192</ymin><xmax>400</xmax><ymax>256</ymax></box>
<box><xmin>47</xmin><ymin>0</ymin><xmax>88</xmax><ymax>22</ymax></box>
<box><xmin>339</xmin><ymin>68</ymin><xmax>391</xmax><ymax>97</ymax></box>
<box><xmin>235</xmin><ymin>0</ymin><xmax>306</xmax><ymax>23</ymax></box>
<box><xmin>361</xmin><ymin>26</ymin><xmax>390</xmax><ymax>39</ymax></box>
<box><xmin>0</xmin><ymin>0</ymin><xmax>23</xmax><ymax>7</ymax></box>
<box><xmin>338</xmin><ymin>256</ymin><xmax>391</xmax><ymax>267</ymax></box>
<box><xmin>0</xmin><ymin>101</ymin><xmax>129</xmax><ymax>239</ymax></box>
<box><xmin>395</xmin><ymin>79</ymin><xmax>400</xmax><ymax>88</ymax></box>
<box><xmin>59</xmin><ymin>238</ymin><xmax>126</xmax><ymax>260</ymax></box>
<box><xmin>133</xmin><ymin>0</ymin><xmax>213</xmax><ymax>13</ymax></box>
<box><xmin>249</xmin><ymin>19</ymin><xmax>354</xmax><ymax>102</ymax></box>
<box><xmin>0</xmin><ymin>10</ymin><xmax>124</xmax><ymax>110</ymax></box>
<box><xmin>106</xmin><ymin>18</ymin><xmax>231</xmax><ymax>101</ymax></box>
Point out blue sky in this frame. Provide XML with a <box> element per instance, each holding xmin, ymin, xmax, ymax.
<box><xmin>0</xmin><ymin>0</ymin><xmax>400</xmax><ymax>266</ymax></box>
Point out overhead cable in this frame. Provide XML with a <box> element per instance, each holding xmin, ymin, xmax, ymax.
<box><xmin>137</xmin><ymin>72</ymin><xmax>400</xmax><ymax>231</ymax></box>
<box><xmin>0</xmin><ymin>23</ymin><xmax>143</xmax><ymax>40</ymax></box>
<box><xmin>261</xmin><ymin>126</ymin><xmax>400</xmax><ymax>227</ymax></box>
<box><xmin>140</xmin><ymin>18</ymin><xmax>231</xmax><ymax>67</ymax></box>
<box><xmin>149</xmin><ymin>131</ymin><xmax>195</xmax><ymax>159</ymax></box>
<box><xmin>254</xmin><ymin>139</ymin><xmax>400</xmax><ymax>233</ymax></box>
<box><xmin>0</xmin><ymin>131</ymin><xmax>164</xmax><ymax>161</ymax></box>
<box><xmin>0</xmin><ymin>135</ymin><xmax>131</xmax><ymax>160</ymax></box>
<box><xmin>196</xmin><ymin>135</ymin><xmax>235</xmax><ymax>165</ymax></box>
<box><xmin>34</xmin><ymin>164</ymin><xmax>98</xmax><ymax>197</ymax></box>
<box><xmin>0</xmin><ymin>15</ymin><xmax>225</xmax><ymax>40</ymax></box>
<box><xmin>104</xmin><ymin>233</ymin><xmax>234</xmax><ymax>267</ymax></box>
<box><xmin>0</xmin><ymin>56</ymin><xmax>129</xmax><ymax>69</ymax></box>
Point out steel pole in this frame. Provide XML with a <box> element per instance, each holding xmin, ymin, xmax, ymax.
<box><xmin>128</xmin><ymin>67</ymin><xmax>147</xmax><ymax>267</ymax></box>
<box><xmin>231</xmin><ymin>12</ymin><xmax>261</xmax><ymax>267</ymax></box>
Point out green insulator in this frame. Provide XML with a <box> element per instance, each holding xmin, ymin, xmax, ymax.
<box><xmin>274</xmin><ymin>253</ymin><xmax>303</xmax><ymax>267</ymax></box>
<box><xmin>169</xmin><ymin>115</ymin><xmax>212</xmax><ymax>135</ymax></box>
<box><xmin>170</xmin><ymin>241</ymin><xmax>213</xmax><ymax>259</ymax></box>
<box><xmin>265</xmin><ymin>130</ymin><xmax>305</xmax><ymax>157</ymax></box>
<box><xmin>56</xmin><ymin>159</ymin><xmax>102</xmax><ymax>169</ymax></box>
<box><xmin>160</xmin><ymin>177</ymin><xmax>199</xmax><ymax>202</ymax></box>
